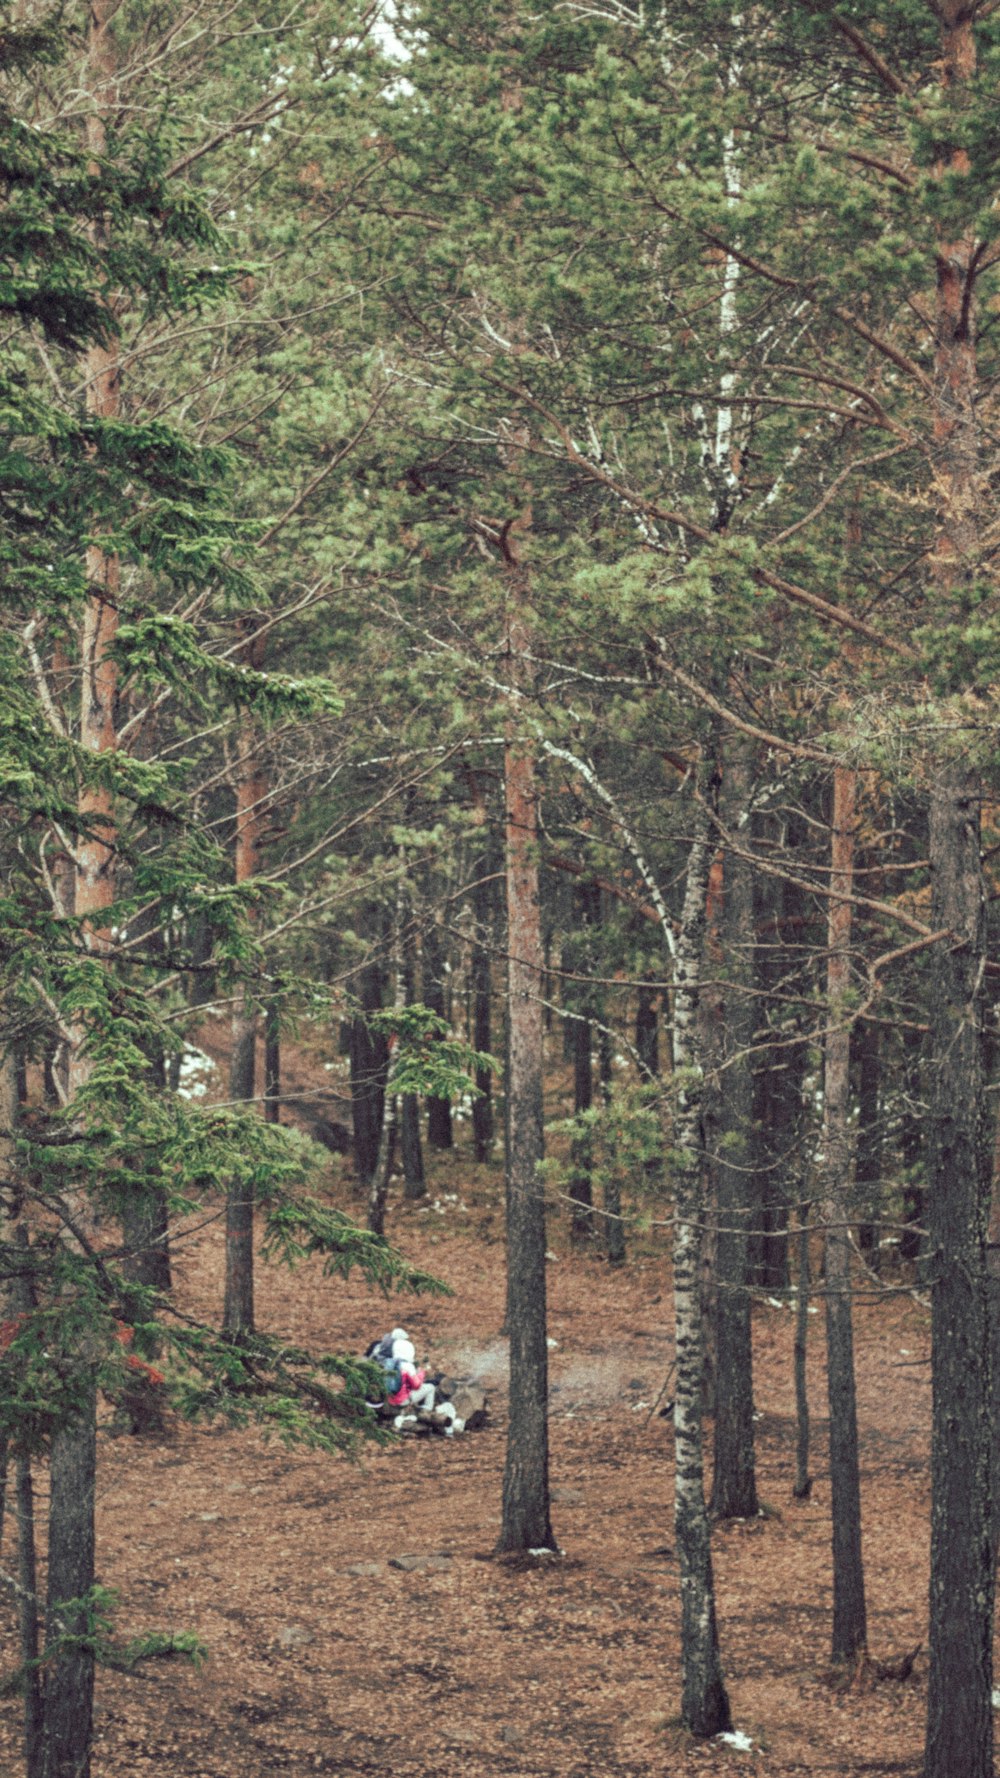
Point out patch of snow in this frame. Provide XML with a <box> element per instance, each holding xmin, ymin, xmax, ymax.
<box><xmin>717</xmin><ymin>1729</ymin><xmax>754</xmax><ymax>1752</ymax></box>
<box><xmin>766</xmin><ymin>1297</ymin><xmax>784</xmax><ymax>1309</ymax></box>
<box><xmin>546</xmin><ymin>1337</ymin><xmax>559</xmax><ymax>1349</ymax></box>
<box><xmin>992</xmin><ymin>1688</ymin><xmax>1000</xmax><ymax>1709</ymax></box>
<box><xmin>177</xmin><ymin>1048</ymin><xmax>218</xmax><ymax>1100</ymax></box>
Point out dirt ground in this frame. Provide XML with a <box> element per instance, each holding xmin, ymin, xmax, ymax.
<box><xmin>0</xmin><ymin>1069</ymin><xmax>947</xmax><ymax>1778</ymax></box>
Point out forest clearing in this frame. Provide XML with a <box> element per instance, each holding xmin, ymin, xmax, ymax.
<box><xmin>1</xmin><ymin>1028</ymin><xmax>937</xmax><ymax>1778</ymax></box>
<box><xmin>4</xmin><ymin>0</ymin><xmax>1000</xmax><ymax>1775</ymax></box>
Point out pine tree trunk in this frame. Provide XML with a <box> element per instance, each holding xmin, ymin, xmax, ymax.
<box><xmin>793</xmin><ymin>1208</ymin><xmax>812</xmax><ymax>1500</ymax></box>
<box><xmin>923</xmin><ymin>11</ymin><xmax>994</xmax><ymax>1775</ymax></box>
<box><xmin>925</xmin><ymin>777</ymin><xmax>993</xmax><ymax>1776</ymax></box>
<box><xmin>223</xmin><ymin>621</ymin><xmax>267</xmax><ymax>1338</ymax></box>
<box><xmin>672</xmin><ymin>781</ymin><xmax>732</xmax><ymax>1735</ymax></box>
<box><xmin>853</xmin><ymin>1019</ymin><xmax>881</xmax><ymax>1270</ymax></box>
<box><xmin>18</xmin><ymin>1455</ymin><xmax>43</xmax><ymax>1778</ymax></box>
<box><xmin>569</xmin><ymin>1001</ymin><xmax>594</xmax><ymax>1240</ymax></box>
<box><xmin>471</xmin><ymin>850</ymin><xmax>494</xmax><ymax>1165</ymax></box>
<box><xmin>710</xmin><ymin>746</ymin><xmax>759</xmax><ymax>1522</ymax></box>
<box><xmin>44</xmin><ymin>10</ymin><xmax>119</xmax><ymax>1764</ymax></box>
<box><xmin>264</xmin><ymin>1000</ymin><xmax>281</xmax><ymax>1126</ymax></box>
<box><xmin>635</xmin><ymin>981</ymin><xmax>659</xmax><ymax>1079</ymax></box>
<box><xmin>423</xmin><ymin>920</ymin><xmax>454</xmax><ymax>1150</ymax></box>
<box><xmin>0</xmin><ymin>1051</ymin><xmax>42</xmax><ymax>1771</ymax></box>
<box><xmin>600</xmin><ymin>1022</ymin><xmax>626</xmax><ymax>1265</ymax></box>
<box><xmin>497</xmin><ymin>564</ymin><xmax>555</xmax><ymax>1556</ymax></box>
<box><xmin>400</xmin><ymin>911</ymin><xmax>426</xmax><ymax>1198</ymax></box>
<box><xmin>349</xmin><ymin>956</ymin><xmax>388</xmax><ymax>1189</ymax></box>
<box><xmin>820</xmin><ymin>767</ymin><xmax>866</xmax><ymax>1664</ymax></box>
<box><xmin>44</xmin><ymin>1401</ymin><xmax>96</xmax><ymax>1778</ymax></box>
<box><xmin>223</xmin><ymin>1001</ymin><xmax>257</xmax><ymax>1336</ymax></box>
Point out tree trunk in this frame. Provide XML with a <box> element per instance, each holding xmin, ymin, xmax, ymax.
<box><xmin>710</xmin><ymin>746</ymin><xmax>759</xmax><ymax>1522</ymax></box>
<box><xmin>569</xmin><ymin>996</ymin><xmax>595</xmax><ymax>1241</ymax></box>
<box><xmin>349</xmin><ymin>957</ymin><xmax>388</xmax><ymax>1189</ymax></box>
<box><xmin>44</xmin><ymin>1401</ymin><xmax>97</xmax><ymax>1778</ymax></box>
<box><xmin>635</xmin><ymin>981</ymin><xmax>659</xmax><ymax>1080</ymax></box>
<box><xmin>497</xmin><ymin>558</ymin><xmax>555</xmax><ymax>1556</ymax></box>
<box><xmin>600</xmin><ymin>1022</ymin><xmax>626</xmax><ymax>1265</ymax></box>
<box><xmin>853</xmin><ymin>1019</ymin><xmax>881</xmax><ymax>1271</ymax></box>
<box><xmin>423</xmin><ymin>920</ymin><xmax>454</xmax><ymax>1150</ymax></box>
<box><xmin>925</xmin><ymin>777</ymin><xmax>992</xmax><ymax>1777</ymax></box>
<box><xmin>471</xmin><ymin>850</ymin><xmax>494</xmax><ymax>1165</ymax></box>
<box><xmin>397</xmin><ymin>909</ymin><xmax>425</xmax><ymax>1199</ymax></box>
<box><xmin>264</xmin><ymin>999</ymin><xmax>281</xmax><ymax>1126</ymax></box>
<box><xmin>223</xmin><ymin>620</ymin><xmax>268</xmax><ymax>1338</ymax></box>
<box><xmin>672</xmin><ymin>779</ymin><xmax>732</xmax><ymax>1736</ymax></box>
<box><xmin>43</xmin><ymin>11</ymin><xmax>118</xmax><ymax>1765</ymax></box>
<box><xmin>923</xmin><ymin>12</ymin><xmax>994</xmax><ymax>1776</ymax></box>
<box><xmin>820</xmin><ymin>766</ymin><xmax>866</xmax><ymax>1665</ymax></box>
<box><xmin>793</xmin><ymin>1207</ymin><xmax>812</xmax><ymax>1501</ymax></box>
<box><xmin>1</xmin><ymin>1048</ymin><xmax>43</xmax><ymax>1772</ymax></box>
<box><xmin>17</xmin><ymin>1454</ymin><xmax>43</xmax><ymax>1778</ymax></box>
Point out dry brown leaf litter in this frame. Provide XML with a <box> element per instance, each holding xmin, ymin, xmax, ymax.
<box><xmin>0</xmin><ymin>1135</ymin><xmax>945</xmax><ymax>1778</ymax></box>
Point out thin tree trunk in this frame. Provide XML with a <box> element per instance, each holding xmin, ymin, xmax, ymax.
<box><xmin>367</xmin><ymin>1084</ymin><xmax>398</xmax><ymax>1238</ymax></box>
<box><xmin>853</xmin><ymin>1019</ymin><xmax>881</xmax><ymax>1271</ymax></box>
<box><xmin>368</xmin><ymin>923</ymin><xmax>407</xmax><ymax>1236</ymax></box>
<box><xmin>569</xmin><ymin>999</ymin><xmax>595</xmax><ymax>1240</ymax></box>
<box><xmin>635</xmin><ymin>981</ymin><xmax>659</xmax><ymax>1079</ymax></box>
<box><xmin>264</xmin><ymin>999</ymin><xmax>281</xmax><ymax>1126</ymax></box>
<box><xmin>349</xmin><ymin>956</ymin><xmax>388</xmax><ymax>1189</ymax></box>
<box><xmin>423</xmin><ymin>919</ymin><xmax>454</xmax><ymax>1150</ymax></box>
<box><xmin>672</xmin><ymin>778</ymin><xmax>732</xmax><ymax>1736</ymax></box>
<box><xmin>497</xmin><ymin>544</ymin><xmax>555</xmax><ymax>1556</ymax></box>
<box><xmin>793</xmin><ymin>1206</ymin><xmax>812</xmax><ymax>1500</ymax></box>
<box><xmin>400</xmin><ymin>909</ymin><xmax>426</xmax><ymax>1199</ymax></box>
<box><xmin>820</xmin><ymin>766</ymin><xmax>866</xmax><ymax>1664</ymax></box>
<box><xmin>471</xmin><ymin>850</ymin><xmax>495</xmax><ymax>1165</ymax></box>
<box><xmin>0</xmin><ymin>1048</ymin><xmax>42</xmax><ymax>1771</ymax></box>
<box><xmin>223</xmin><ymin>622</ymin><xmax>267</xmax><ymax>1338</ymax></box>
<box><xmin>710</xmin><ymin>745</ymin><xmax>759</xmax><ymax>1522</ymax></box>
<box><xmin>17</xmin><ymin>1455</ymin><xmax>43</xmax><ymax>1778</ymax></box>
<box><xmin>600</xmin><ymin>1021</ymin><xmax>626</xmax><ymax>1265</ymax></box>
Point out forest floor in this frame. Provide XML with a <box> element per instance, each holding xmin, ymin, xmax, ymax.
<box><xmin>0</xmin><ymin>1029</ymin><xmax>944</xmax><ymax>1778</ymax></box>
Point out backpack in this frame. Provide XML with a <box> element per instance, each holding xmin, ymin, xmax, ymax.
<box><xmin>364</xmin><ymin>1334</ymin><xmax>401</xmax><ymax>1402</ymax></box>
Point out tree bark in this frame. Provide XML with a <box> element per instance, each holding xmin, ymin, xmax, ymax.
<box><xmin>923</xmin><ymin>11</ymin><xmax>994</xmax><ymax>1776</ymax></box>
<box><xmin>223</xmin><ymin>622</ymin><xmax>268</xmax><ymax>1338</ymax></box>
<box><xmin>43</xmin><ymin>1402</ymin><xmax>97</xmax><ymax>1778</ymax></box>
<box><xmin>264</xmin><ymin>999</ymin><xmax>281</xmax><ymax>1127</ymax></box>
<box><xmin>820</xmin><ymin>766</ymin><xmax>866</xmax><ymax>1664</ymax></box>
<box><xmin>793</xmin><ymin>1207</ymin><xmax>812</xmax><ymax>1500</ymax></box>
<box><xmin>423</xmin><ymin>919</ymin><xmax>454</xmax><ymax>1151</ymax></box>
<box><xmin>497</xmin><ymin>553</ymin><xmax>555</xmax><ymax>1556</ymax></box>
<box><xmin>672</xmin><ymin>779</ymin><xmax>732</xmax><ymax>1735</ymax></box>
<box><xmin>852</xmin><ymin>1019</ymin><xmax>881</xmax><ymax>1271</ymax></box>
<box><xmin>349</xmin><ymin>957</ymin><xmax>388</xmax><ymax>1189</ymax></box>
<box><xmin>471</xmin><ymin>849</ymin><xmax>495</xmax><ymax>1165</ymax></box>
<box><xmin>44</xmin><ymin>10</ymin><xmax>118</xmax><ymax>1764</ymax></box>
<box><xmin>710</xmin><ymin>746</ymin><xmax>759</xmax><ymax>1522</ymax></box>
<box><xmin>400</xmin><ymin>910</ymin><xmax>426</xmax><ymax>1198</ymax></box>
<box><xmin>925</xmin><ymin>779</ymin><xmax>992</xmax><ymax>1777</ymax></box>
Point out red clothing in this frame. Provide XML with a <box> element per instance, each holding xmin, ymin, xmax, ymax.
<box><xmin>388</xmin><ymin>1365</ymin><xmax>425</xmax><ymax>1408</ymax></box>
